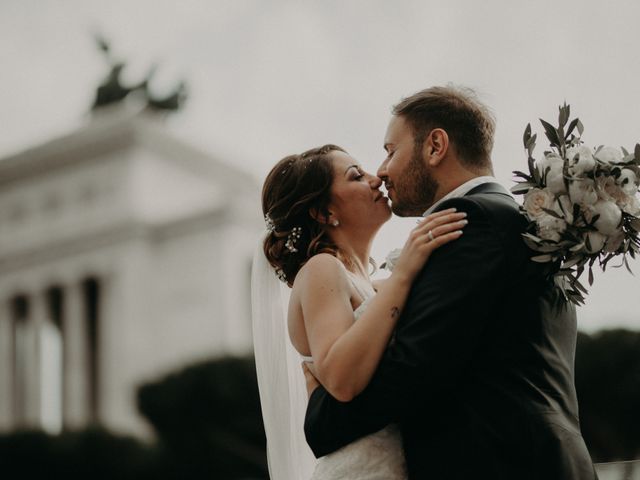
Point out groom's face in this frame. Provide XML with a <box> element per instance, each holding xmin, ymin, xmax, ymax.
<box><xmin>378</xmin><ymin>115</ymin><xmax>438</xmax><ymax>216</ymax></box>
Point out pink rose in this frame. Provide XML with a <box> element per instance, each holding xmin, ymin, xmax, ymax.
<box><xmin>523</xmin><ymin>188</ymin><xmax>554</xmax><ymax>219</ymax></box>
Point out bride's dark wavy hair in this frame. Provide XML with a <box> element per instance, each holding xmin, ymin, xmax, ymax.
<box><xmin>262</xmin><ymin>145</ymin><xmax>345</xmax><ymax>287</ymax></box>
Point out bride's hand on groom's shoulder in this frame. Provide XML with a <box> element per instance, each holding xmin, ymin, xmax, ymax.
<box><xmin>302</xmin><ymin>361</ymin><xmax>320</xmax><ymax>399</ymax></box>
<box><xmin>391</xmin><ymin>208</ymin><xmax>468</xmax><ymax>283</ymax></box>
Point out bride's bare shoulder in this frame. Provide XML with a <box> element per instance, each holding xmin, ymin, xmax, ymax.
<box><xmin>294</xmin><ymin>253</ymin><xmax>347</xmax><ymax>289</ymax></box>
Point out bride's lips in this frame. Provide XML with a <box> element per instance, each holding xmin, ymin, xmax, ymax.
<box><xmin>375</xmin><ymin>192</ymin><xmax>388</xmax><ymax>202</ymax></box>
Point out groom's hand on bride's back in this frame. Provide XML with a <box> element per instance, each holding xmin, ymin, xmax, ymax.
<box><xmin>302</xmin><ymin>361</ymin><xmax>320</xmax><ymax>399</ymax></box>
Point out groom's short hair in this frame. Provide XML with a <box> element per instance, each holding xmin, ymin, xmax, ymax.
<box><xmin>393</xmin><ymin>85</ymin><xmax>495</xmax><ymax>171</ymax></box>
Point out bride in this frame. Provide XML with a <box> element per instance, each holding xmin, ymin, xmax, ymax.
<box><xmin>252</xmin><ymin>144</ymin><xmax>467</xmax><ymax>479</ymax></box>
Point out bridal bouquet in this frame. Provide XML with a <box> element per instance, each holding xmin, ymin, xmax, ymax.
<box><xmin>511</xmin><ymin>104</ymin><xmax>640</xmax><ymax>305</ymax></box>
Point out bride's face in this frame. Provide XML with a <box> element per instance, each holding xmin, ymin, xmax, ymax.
<box><xmin>326</xmin><ymin>151</ymin><xmax>392</xmax><ymax>231</ymax></box>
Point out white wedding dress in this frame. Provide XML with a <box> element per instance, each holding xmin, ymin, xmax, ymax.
<box><xmin>308</xmin><ymin>272</ymin><xmax>408</xmax><ymax>480</ymax></box>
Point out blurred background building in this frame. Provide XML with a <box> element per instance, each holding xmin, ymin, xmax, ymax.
<box><xmin>0</xmin><ymin>105</ymin><xmax>260</xmax><ymax>437</ymax></box>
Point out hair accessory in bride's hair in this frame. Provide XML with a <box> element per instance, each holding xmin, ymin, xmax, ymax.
<box><xmin>264</xmin><ymin>213</ymin><xmax>276</xmax><ymax>233</ymax></box>
<box><xmin>285</xmin><ymin>226</ymin><xmax>302</xmax><ymax>253</ymax></box>
<box><xmin>275</xmin><ymin>267</ymin><xmax>287</xmax><ymax>282</ymax></box>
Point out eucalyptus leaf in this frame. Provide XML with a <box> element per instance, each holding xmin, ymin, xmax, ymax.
<box><xmin>540</xmin><ymin>119</ymin><xmax>561</xmax><ymax>147</ymax></box>
<box><xmin>523</xmin><ymin>123</ymin><xmax>532</xmax><ymax>148</ymax></box>
<box><xmin>565</xmin><ymin>118</ymin><xmax>579</xmax><ymax>139</ymax></box>
<box><xmin>531</xmin><ymin>254</ymin><xmax>554</xmax><ymax>263</ymax></box>
<box><xmin>528</xmin><ymin>155</ymin><xmax>537</xmax><ymax>179</ymax></box>
<box><xmin>624</xmin><ymin>256</ymin><xmax>634</xmax><ymax>275</ymax></box>
<box><xmin>527</xmin><ymin>134</ymin><xmax>538</xmax><ymax>159</ymax></box>
<box><xmin>577</xmin><ymin>119</ymin><xmax>584</xmax><ymax>136</ymax></box>
<box><xmin>559</xmin><ymin>104</ymin><xmax>569</xmax><ymax>127</ymax></box>
<box><xmin>513</xmin><ymin>170</ymin><xmax>533</xmax><ymax>181</ymax></box>
<box><xmin>533</xmin><ymin>164</ymin><xmax>541</xmax><ymax>184</ymax></box>
<box><xmin>563</xmin><ymin>256</ymin><xmax>583</xmax><ymax>268</ymax></box>
<box><xmin>523</xmin><ymin>233</ymin><xmax>544</xmax><ymax>243</ymax></box>
<box><xmin>569</xmin><ymin>242</ymin><xmax>585</xmax><ymax>252</ymax></box>
<box><xmin>573</xmin><ymin>278</ymin><xmax>589</xmax><ymax>294</ymax></box>
<box><xmin>540</xmin><ymin>207</ymin><xmax>563</xmax><ymax>219</ymax></box>
<box><xmin>534</xmin><ymin>243</ymin><xmax>562</xmax><ymax>253</ymax></box>
<box><xmin>523</xmin><ymin>239</ymin><xmax>540</xmax><ymax>250</ymax></box>
<box><xmin>554</xmin><ymin>269</ymin><xmax>573</xmax><ymax>277</ymax></box>
<box><xmin>511</xmin><ymin>183</ymin><xmax>533</xmax><ymax>194</ymax></box>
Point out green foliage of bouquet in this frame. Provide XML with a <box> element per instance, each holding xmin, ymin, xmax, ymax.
<box><xmin>512</xmin><ymin>104</ymin><xmax>640</xmax><ymax>305</ymax></box>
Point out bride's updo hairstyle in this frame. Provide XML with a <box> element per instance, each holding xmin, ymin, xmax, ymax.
<box><xmin>262</xmin><ymin>144</ymin><xmax>345</xmax><ymax>287</ymax></box>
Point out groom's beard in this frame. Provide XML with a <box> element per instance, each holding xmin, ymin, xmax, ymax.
<box><xmin>391</xmin><ymin>152</ymin><xmax>439</xmax><ymax>217</ymax></box>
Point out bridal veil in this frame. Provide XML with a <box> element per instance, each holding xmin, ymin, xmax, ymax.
<box><xmin>251</xmin><ymin>238</ymin><xmax>316</xmax><ymax>479</ymax></box>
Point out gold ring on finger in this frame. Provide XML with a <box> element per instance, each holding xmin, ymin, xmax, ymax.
<box><xmin>427</xmin><ymin>230</ymin><xmax>435</xmax><ymax>242</ymax></box>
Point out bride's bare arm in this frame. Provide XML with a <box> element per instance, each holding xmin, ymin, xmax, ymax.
<box><xmin>298</xmin><ymin>209</ymin><xmax>467</xmax><ymax>402</ymax></box>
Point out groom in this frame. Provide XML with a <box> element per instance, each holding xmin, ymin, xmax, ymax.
<box><xmin>303</xmin><ymin>86</ymin><xmax>598</xmax><ymax>479</ymax></box>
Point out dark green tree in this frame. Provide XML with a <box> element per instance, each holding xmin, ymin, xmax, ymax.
<box><xmin>0</xmin><ymin>428</ymin><xmax>158</xmax><ymax>480</ymax></box>
<box><xmin>137</xmin><ymin>356</ymin><xmax>268</xmax><ymax>479</ymax></box>
<box><xmin>576</xmin><ymin>329</ymin><xmax>640</xmax><ymax>462</ymax></box>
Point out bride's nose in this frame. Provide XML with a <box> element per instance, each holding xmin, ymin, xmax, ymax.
<box><xmin>368</xmin><ymin>174</ymin><xmax>382</xmax><ymax>189</ymax></box>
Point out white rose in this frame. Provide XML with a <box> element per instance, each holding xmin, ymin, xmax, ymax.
<box><xmin>589</xmin><ymin>200</ymin><xmax>622</xmax><ymax>235</ymax></box>
<box><xmin>537</xmin><ymin>213</ymin><xmax>566</xmax><ymax>242</ymax></box>
<box><xmin>523</xmin><ymin>188</ymin><xmax>554</xmax><ymax>219</ymax></box>
<box><xmin>619</xmin><ymin>195</ymin><xmax>640</xmax><ymax>216</ymax></box>
<box><xmin>537</xmin><ymin>153</ymin><xmax>566</xmax><ymax>195</ymax></box>
<box><xmin>617</xmin><ymin>168</ymin><xmax>639</xmax><ymax>196</ymax></box>
<box><xmin>536</xmin><ymin>152</ymin><xmax>563</xmax><ymax>173</ymax></box>
<box><xmin>568</xmin><ymin>178</ymin><xmax>598</xmax><ymax>206</ymax></box>
<box><xmin>584</xmin><ymin>231</ymin><xmax>607</xmax><ymax>253</ymax></box>
<box><xmin>566</xmin><ymin>145</ymin><xmax>596</xmax><ymax>175</ymax></box>
<box><xmin>594</xmin><ymin>146</ymin><xmax>624</xmax><ymax>165</ymax></box>
<box><xmin>604</xmin><ymin>231</ymin><xmax>625</xmax><ymax>253</ymax></box>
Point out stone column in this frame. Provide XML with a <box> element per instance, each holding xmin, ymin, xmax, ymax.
<box><xmin>63</xmin><ymin>280</ymin><xmax>88</xmax><ymax>429</ymax></box>
<box><xmin>27</xmin><ymin>290</ymin><xmax>46</xmax><ymax>428</ymax></box>
<box><xmin>0</xmin><ymin>297</ymin><xmax>12</xmax><ymax>431</ymax></box>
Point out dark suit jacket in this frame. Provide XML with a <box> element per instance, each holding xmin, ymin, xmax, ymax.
<box><xmin>304</xmin><ymin>183</ymin><xmax>598</xmax><ymax>479</ymax></box>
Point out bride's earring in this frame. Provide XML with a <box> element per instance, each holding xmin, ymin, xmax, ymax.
<box><xmin>332</xmin><ymin>219</ymin><xmax>340</xmax><ymax>227</ymax></box>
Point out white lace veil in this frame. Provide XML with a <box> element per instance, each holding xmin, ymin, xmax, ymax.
<box><xmin>251</xmin><ymin>235</ymin><xmax>317</xmax><ymax>479</ymax></box>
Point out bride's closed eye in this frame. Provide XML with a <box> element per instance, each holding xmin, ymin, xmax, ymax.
<box><xmin>351</xmin><ymin>169</ymin><xmax>365</xmax><ymax>180</ymax></box>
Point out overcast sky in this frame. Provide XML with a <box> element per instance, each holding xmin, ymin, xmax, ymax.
<box><xmin>1</xmin><ymin>0</ymin><xmax>639</xmax><ymax>332</ymax></box>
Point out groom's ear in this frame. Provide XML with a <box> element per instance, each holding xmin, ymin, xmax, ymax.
<box><xmin>424</xmin><ymin>128</ymin><xmax>449</xmax><ymax>167</ymax></box>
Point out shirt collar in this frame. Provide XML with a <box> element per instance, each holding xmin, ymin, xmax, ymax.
<box><xmin>422</xmin><ymin>176</ymin><xmax>496</xmax><ymax>217</ymax></box>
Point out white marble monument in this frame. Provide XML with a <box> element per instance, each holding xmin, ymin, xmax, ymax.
<box><xmin>0</xmin><ymin>107</ymin><xmax>261</xmax><ymax>437</ymax></box>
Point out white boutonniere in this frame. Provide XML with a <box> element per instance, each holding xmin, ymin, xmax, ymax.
<box><xmin>380</xmin><ymin>248</ymin><xmax>403</xmax><ymax>272</ymax></box>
